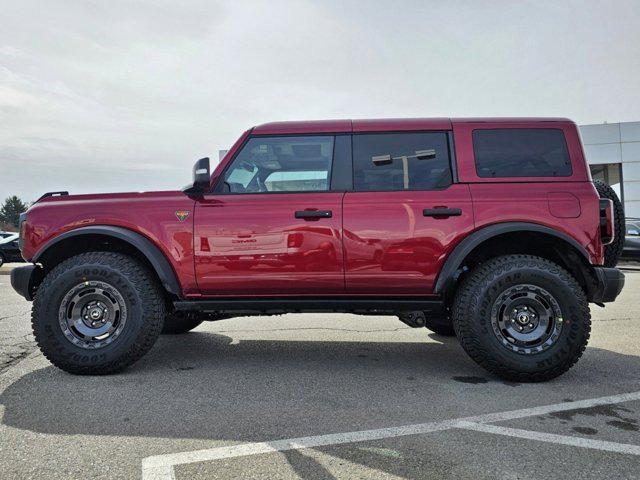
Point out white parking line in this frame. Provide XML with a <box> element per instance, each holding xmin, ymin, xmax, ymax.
<box><xmin>457</xmin><ymin>421</ymin><xmax>640</xmax><ymax>456</ymax></box>
<box><xmin>141</xmin><ymin>390</ymin><xmax>640</xmax><ymax>480</ymax></box>
<box><xmin>141</xmin><ymin>421</ymin><xmax>459</xmax><ymax>480</ymax></box>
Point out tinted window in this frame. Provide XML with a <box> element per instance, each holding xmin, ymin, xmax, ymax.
<box><xmin>353</xmin><ymin>133</ymin><xmax>451</xmax><ymax>191</ymax></box>
<box><xmin>221</xmin><ymin>136</ymin><xmax>334</xmax><ymax>193</ymax></box>
<box><xmin>473</xmin><ymin>129</ymin><xmax>572</xmax><ymax>178</ymax></box>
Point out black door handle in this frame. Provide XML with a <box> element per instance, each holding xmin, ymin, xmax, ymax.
<box><xmin>295</xmin><ymin>210</ymin><xmax>333</xmax><ymax>219</ymax></box>
<box><xmin>423</xmin><ymin>208</ymin><xmax>462</xmax><ymax>217</ymax></box>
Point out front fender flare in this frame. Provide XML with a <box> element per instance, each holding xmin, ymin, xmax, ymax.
<box><xmin>33</xmin><ymin>225</ymin><xmax>182</xmax><ymax>297</ymax></box>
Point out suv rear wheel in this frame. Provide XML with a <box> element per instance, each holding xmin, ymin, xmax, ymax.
<box><xmin>32</xmin><ymin>252</ymin><xmax>165</xmax><ymax>375</ymax></box>
<box><xmin>452</xmin><ymin>255</ymin><xmax>590</xmax><ymax>382</ymax></box>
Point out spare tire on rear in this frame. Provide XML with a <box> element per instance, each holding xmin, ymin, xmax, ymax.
<box><xmin>593</xmin><ymin>179</ymin><xmax>625</xmax><ymax>267</ymax></box>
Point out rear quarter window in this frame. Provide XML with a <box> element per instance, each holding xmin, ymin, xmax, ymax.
<box><xmin>473</xmin><ymin>128</ymin><xmax>572</xmax><ymax>178</ymax></box>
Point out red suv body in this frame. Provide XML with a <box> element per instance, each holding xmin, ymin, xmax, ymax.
<box><xmin>11</xmin><ymin>117</ymin><xmax>624</xmax><ymax>380</ymax></box>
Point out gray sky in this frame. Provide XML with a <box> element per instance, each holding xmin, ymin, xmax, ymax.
<box><xmin>1</xmin><ymin>0</ymin><xmax>639</xmax><ymax>202</ymax></box>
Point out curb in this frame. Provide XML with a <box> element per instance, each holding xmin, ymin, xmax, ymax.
<box><xmin>0</xmin><ymin>264</ymin><xmax>20</xmax><ymax>276</ymax></box>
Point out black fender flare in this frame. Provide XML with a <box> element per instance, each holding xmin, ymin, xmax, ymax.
<box><xmin>33</xmin><ymin>225</ymin><xmax>182</xmax><ymax>296</ymax></box>
<box><xmin>434</xmin><ymin>222</ymin><xmax>591</xmax><ymax>296</ymax></box>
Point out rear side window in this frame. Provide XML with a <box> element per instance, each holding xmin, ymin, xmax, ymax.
<box><xmin>473</xmin><ymin>129</ymin><xmax>572</xmax><ymax>178</ymax></box>
<box><xmin>353</xmin><ymin>132</ymin><xmax>452</xmax><ymax>191</ymax></box>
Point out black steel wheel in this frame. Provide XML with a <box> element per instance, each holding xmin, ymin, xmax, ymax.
<box><xmin>453</xmin><ymin>255</ymin><xmax>591</xmax><ymax>382</ymax></box>
<box><xmin>490</xmin><ymin>284</ymin><xmax>563</xmax><ymax>355</ymax></box>
<box><xmin>59</xmin><ymin>281</ymin><xmax>128</xmax><ymax>349</ymax></box>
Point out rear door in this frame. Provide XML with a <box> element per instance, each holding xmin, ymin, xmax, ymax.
<box><xmin>194</xmin><ymin>135</ymin><xmax>348</xmax><ymax>295</ymax></box>
<box><xmin>343</xmin><ymin>131</ymin><xmax>474</xmax><ymax>294</ymax></box>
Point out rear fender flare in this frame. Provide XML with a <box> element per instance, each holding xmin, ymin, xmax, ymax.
<box><xmin>434</xmin><ymin>222</ymin><xmax>591</xmax><ymax>296</ymax></box>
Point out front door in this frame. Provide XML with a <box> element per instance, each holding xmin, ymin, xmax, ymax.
<box><xmin>343</xmin><ymin>131</ymin><xmax>474</xmax><ymax>294</ymax></box>
<box><xmin>195</xmin><ymin>135</ymin><xmax>344</xmax><ymax>295</ymax></box>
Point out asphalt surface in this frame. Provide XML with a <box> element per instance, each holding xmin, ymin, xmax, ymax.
<box><xmin>0</xmin><ymin>268</ymin><xmax>639</xmax><ymax>479</ymax></box>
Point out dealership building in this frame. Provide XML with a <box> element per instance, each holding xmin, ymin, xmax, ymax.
<box><xmin>580</xmin><ymin>121</ymin><xmax>640</xmax><ymax>218</ymax></box>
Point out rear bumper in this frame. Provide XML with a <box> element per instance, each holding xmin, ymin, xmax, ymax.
<box><xmin>591</xmin><ymin>267</ymin><xmax>625</xmax><ymax>303</ymax></box>
<box><xmin>10</xmin><ymin>264</ymin><xmax>37</xmax><ymax>301</ymax></box>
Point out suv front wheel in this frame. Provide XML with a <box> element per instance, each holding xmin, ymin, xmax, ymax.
<box><xmin>453</xmin><ymin>255</ymin><xmax>591</xmax><ymax>382</ymax></box>
<box><xmin>31</xmin><ymin>252</ymin><xmax>165</xmax><ymax>375</ymax></box>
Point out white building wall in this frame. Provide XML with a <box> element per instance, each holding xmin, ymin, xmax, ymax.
<box><xmin>579</xmin><ymin>121</ymin><xmax>640</xmax><ymax>218</ymax></box>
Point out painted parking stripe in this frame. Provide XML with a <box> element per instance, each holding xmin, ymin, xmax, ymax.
<box><xmin>142</xmin><ymin>390</ymin><xmax>640</xmax><ymax>479</ymax></box>
<box><xmin>462</xmin><ymin>389</ymin><xmax>640</xmax><ymax>424</ymax></box>
<box><xmin>141</xmin><ymin>421</ymin><xmax>459</xmax><ymax>479</ymax></box>
<box><xmin>457</xmin><ymin>421</ymin><xmax>640</xmax><ymax>455</ymax></box>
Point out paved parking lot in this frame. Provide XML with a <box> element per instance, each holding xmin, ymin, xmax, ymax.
<box><xmin>0</xmin><ymin>268</ymin><xmax>639</xmax><ymax>479</ymax></box>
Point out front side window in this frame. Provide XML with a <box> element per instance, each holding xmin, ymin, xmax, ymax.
<box><xmin>220</xmin><ymin>136</ymin><xmax>334</xmax><ymax>193</ymax></box>
<box><xmin>473</xmin><ymin>128</ymin><xmax>572</xmax><ymax>178</ymax></box>
<box><xmin>352</xmin><ymin>132</ymin><xmax>451</xmax><ymax>191</ymax></box>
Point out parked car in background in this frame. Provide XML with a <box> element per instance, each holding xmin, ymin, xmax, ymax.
<box><xmin>622</xmin><ymin>218</ymin><xmax>640</xmax><ymax>260</ymax></box>
<box><xmin>0</xmin><ymin>233</ymin><xmax>23</xmax><ymax>266</ymax></box>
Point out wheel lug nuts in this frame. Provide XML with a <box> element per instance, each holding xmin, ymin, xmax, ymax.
<box><xmin>529</xmin><ymin>323</ymin><xmax>534</xmax><ymax>327</ymax></box>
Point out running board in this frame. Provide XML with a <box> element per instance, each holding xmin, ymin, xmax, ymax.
<box><xmin>173</xmin><ymin>297</ymin><xmax>444</xmax><ymax>315</ymax></box>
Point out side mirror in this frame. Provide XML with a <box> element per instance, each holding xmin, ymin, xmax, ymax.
<box><xmin>193</xmin><ymin>157</ymin><xmax>210</xmax><ymax>187</ymax></box>
<box><xmin>184</xmin><ymin>157</ymin><xmax>210</xmax><ymax>196</ymax></box>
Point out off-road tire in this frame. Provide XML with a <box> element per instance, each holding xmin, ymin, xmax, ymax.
<box><xmin>453</xmin><ymin>255</ymin><xmax>591</xmax><ymax>382</ymax></box>
<box><xmin>162</xmin><ymin>312</ymin><xmax>203</xmax><ymax>334</ymax></box>
<box><xmin>593</xmin><ymin>179</ymin><xmax>625</xmax><ymax>267</ymax></box>
<box><xmin>32</xmin><ymin>252</ymin><xmax>165</xmax><ymax>375</ymax></box>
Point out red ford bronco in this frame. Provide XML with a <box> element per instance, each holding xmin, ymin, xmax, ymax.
<box><xmin>11</xmin><ymin>118</ymin><xmax>625</xmax><ymax>381</ymax></box>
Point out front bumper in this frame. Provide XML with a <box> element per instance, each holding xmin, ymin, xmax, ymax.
<box><xmin>10</xmin><ymin>264</ymin><xmax>37</xmax><ymax>301</ymax></box>
<box><xmin>591</xmin><ymin>267</ymin><xmax>625</xmax><ymax>303</ymax></box>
